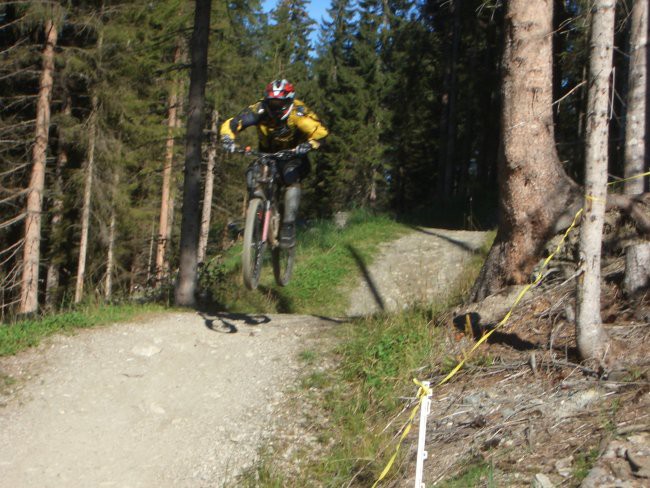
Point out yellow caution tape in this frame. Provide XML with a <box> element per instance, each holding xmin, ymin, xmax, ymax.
<box><xmin>607</xmin><ymin>171</ymin><xmax>650</xmax><ymax>186</ymax></box>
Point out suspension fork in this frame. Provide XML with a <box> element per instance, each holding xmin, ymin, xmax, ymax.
<box><xmin>261</xmin><ymin>199</ymin><xmax>272</xmax><ymax>243</ymax></box>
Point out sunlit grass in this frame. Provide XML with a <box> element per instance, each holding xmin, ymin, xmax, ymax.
<box><xmin>0</xmin><ymin>303</ymin><xmax>166</xmax><ymax>356</ymax></box>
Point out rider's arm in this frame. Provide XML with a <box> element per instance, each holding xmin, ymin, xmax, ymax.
<box><xmin>220</xmin><ymin>104</ymin><xmax>262</xmax><ymax>141</ymax></box>
<box><xmin>293</xmin><ymin>105</ymin><xmax>328</xmax><ymax>149</ymax></box>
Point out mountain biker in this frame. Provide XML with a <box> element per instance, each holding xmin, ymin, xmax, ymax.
<box><xmin>220</xmin><ymin>79</ymin><xmax>328</xmax><ymax>249</ymax></box>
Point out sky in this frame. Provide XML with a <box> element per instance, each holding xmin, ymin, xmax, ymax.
<box><xmin>262</xmin><ymin>0</ymin><xmax>332</xmax><ymax>27</ymax></box>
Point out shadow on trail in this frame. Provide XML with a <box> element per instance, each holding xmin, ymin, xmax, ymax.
<box><xmin>410</xmin><ymin>226</ymin><xmax>482</xmax><ymax>254</ymax></box>
<box><xmin>346</xmin><ymin>244</ymin><xmax>385</xmax><ymax>312</ymax></box>
<box><xmin>200</xmin><ymin>312</ymin><xmax>271</xmax><ymax>334</ymax></box>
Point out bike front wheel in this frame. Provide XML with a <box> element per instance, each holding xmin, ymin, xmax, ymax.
<box><xmin>272</xmin><ymin>244</ymin><xmax>295</xmax><ymax>287</ymax></box>
<box><xmin>242</xmin><ymin>198</ymin><xmax>266</xmax><ymax>290</ymax></box>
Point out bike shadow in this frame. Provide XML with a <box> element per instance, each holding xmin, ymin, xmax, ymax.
<box><xmin>200</xmin><ymin>312</ymin><xmax>271</xmax><ymax>334</ymax></box>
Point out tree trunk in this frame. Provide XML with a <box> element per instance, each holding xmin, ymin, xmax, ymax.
<box><xmin>624</xmin><ymin>0</ymin><xmax>648</xmax><ymax>195</ymax></box>
<box><xmin>105</xmin><ymin>172</ymin><xmax>119</xmax><ymax>301</ymax></box>
<box><xmin>197</xmin><ymin>110</ymin><xmax>219</xmax><ymax>264</ymax></box>
<box><xmin>443</xmin><ymin>0</ymin><xmax>461</xmax><ymax>200</ymax></box>
<box><xmin>74</xmin><ymin>95</ymin><xmax>98</xmax><ymax>304</ymax></box>
<box><xmin>622</xmin><ymin>0</ymin><xmax>650</xmax><ymax>296</ymax></box>
<box><xmin>19</xmin><ymin>19</ymin><xmax>58</xmax><ymax>315</ymax></box>
<box><xmin>174</xmin><ymin>0</ymin><xmax>212</xmax><ymax>306</ymax></box>
<box><xmin>624</xmin><ymin>242</ymin><xmax>650</xmax><ymax>294</ymax></box>
<box><xmin>470</xmin><ymin>0</ymin><xmax>580</xmax><ymax>302</ymax></box>
<box><xmin>576</xmin><ymin>0</ymin><xmax>615</xmax><ymax>365</ymax></box>
<box><xmin>155</xmin><ymin>44</ymin><xmax>182</xmax><ymax>284</ymax></box>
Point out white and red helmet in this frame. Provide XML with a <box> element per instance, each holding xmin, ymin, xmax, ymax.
<box><xmin>263</xmin><ymin>79</ymin><xmax>295</xmax><ymax>121</ymax></box>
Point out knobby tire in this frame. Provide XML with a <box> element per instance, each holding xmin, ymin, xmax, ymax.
<box><xmin>242</xmin><ymin>198</ymin><xmax>266</xmax><ymax>290</ymax></box>
<box><xmin>272</xmin><ymin>244</ymin><xmax>295</xmax><ymax>286</ymax></box>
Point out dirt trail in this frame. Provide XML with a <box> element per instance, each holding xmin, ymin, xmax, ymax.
<box><xmin>0</xmin><ymin>227</ymin><xmax>487</xmax><ymax>488</ymax></box>
<box><xmin>0</xmin><ymin>313</ymin><xmax>335</xmax><ymax>487</ymax></box>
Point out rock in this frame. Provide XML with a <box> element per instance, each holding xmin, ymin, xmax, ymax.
<box><xmin>556</xmin><ymin>389</ymin><xmax>602</xmax><ymax>418</ymax></box>
<box><xmin>578</xmin><ymin>466</ymin><xmax>611</xmax><ymax>488</ymax></box>
<box><xmin>131</xmin><ymin>345</ymin><xmax>162</xmax><ymax>357</ymax></box>
<box><xmin>334</xmin><ymin>211</ymin><xmax>349</xmax><ymax>229</ymax></box>
<box><xmin>456</xmin><ymin>285</ymin><xmax>530</xmax><ymax>327</ymax></box>
<box><xmin>554</xmin><ymin>455</ymin><xmax>573</xmax><ymax>477</ymax></box>
<box><xmin>626</xmin><ymin>450</ymin><xmax>650</xmax><ymax>478</ymax></box>
<box><xmin>531</xmin><ymin>473</ymin><xmax>555</xmax><ymax>488</ymax></box>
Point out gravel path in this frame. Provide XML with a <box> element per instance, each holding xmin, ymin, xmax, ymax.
<box><xmin>0</xmin><ymin>227</ymin><xmax>486</xmax><ymax>487</ymax></box>
<box><xmin>0</xmin><ymin>313</ymin><xmax>335</xmax><ymax>488</ymax></box>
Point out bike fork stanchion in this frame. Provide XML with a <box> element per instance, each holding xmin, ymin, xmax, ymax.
<box><xmin>261</xmin><ymin>201</ymin><xmax>271</xmax><ymax>242</ymax></box>
<box><xmin>414</xmin><ymin>381</ymin><xmax>432</xmax><ymax>488</ymax></box>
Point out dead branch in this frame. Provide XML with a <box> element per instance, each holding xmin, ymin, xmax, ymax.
<box><xmin>0</xmin><ymin>212</ymin><xmax>26</xmax><ymax>230</ymax></box>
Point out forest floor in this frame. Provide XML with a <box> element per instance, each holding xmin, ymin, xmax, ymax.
<box><xmin>0</xmin><ymin>226</ymin><xmax>648</xmax><ymax>487</ymax></box>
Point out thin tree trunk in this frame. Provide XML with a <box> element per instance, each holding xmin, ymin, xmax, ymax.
<box><xmin>20</xmin><ymin>19</ymin><xmax>57</xmax><ymax>314</ymax></box>
<box><xmin>470</xmin><ymin>0</ymin><xmax>580</xmax><ymax>302</ymax></box>
<box><xmin>155</xmin><ymin>44</ymin><xmax>182</xmax><ymax>284</ymax></box>
<box><xmin>175</xmin><ymin>0</ymin><xmax>212</xmax><ymax>306</ymax></box>
<box><xmin>197</xmin><ymin>110</ymin><xmax>219</xmax><ymax>264</ymax></box>
<box><xmin>443</xmin><ymin>0</ymin><xmax>461</xmax><ymax>199</ymax></box>
<box><xmin>623</xmin><ymin>0</ymin><xmax>649</xmax><ymax>297</ymax></box>
<box><xmin>45</xmin><ymin>95</ymin><xmax>70</xmax><ymax>309</ymax></box>
<box><xmin>576</xmin><ymin>0</ymin><xmax>615</xmax><ymax>365</ymax></box>
<box><xmin>146</xmin><ymin>219</ymin><xmax>155</xmax><ymax>286</ymax></box>
<box><xmin>74</xmin><ymin>95</ymin><xmax>98</xmax><ymax>304</ymax></box>
<box><xmin>105</xmin><ymin>172</ymin><xmax>119</xmax><ymax>301</ymax></box>
<box><xmin>624</xmin><ymin>0</ymin><xmax>647</xmax><ymax>195</ymax></box>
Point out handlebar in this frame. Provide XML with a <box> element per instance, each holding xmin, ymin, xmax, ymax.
<box><xmin>234</xmin><ymin>146</ymin><xmax>297</xmax><ymax>160</ymax></box>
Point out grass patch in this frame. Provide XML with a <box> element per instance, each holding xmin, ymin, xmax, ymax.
<box><xmin>438</xmin><ymin>461</ymin><xmax>496</xmax><ymax>488</ymax></box>
<box><xmin>0</xmin><ymin>303</ymin><xmax>166</xmax><ymax>356</ymax></box>
<box><xmin>573</xmin><ymin>447</ymin><xmax>599</xmax><ymax>482</ymax></box>
<box><xmin>204</xmin><ymin>209</ymin><xmax>409</xmax><ymax>315</ymax></box>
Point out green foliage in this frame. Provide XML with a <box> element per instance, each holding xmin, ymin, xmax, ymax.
<box><xmin>0</xmin><ymin>304</ymin><xmax>166</xmax><ymax>356</ymax></box>
<box><xmin>573</xmin><ymin>448</ymin><xmax>599</xmax><ymax>482</ymax></box>
<box><xmin>437</xmin><ymin>461</ymin><xmax>497</xmax><ymax>488</ymax></box>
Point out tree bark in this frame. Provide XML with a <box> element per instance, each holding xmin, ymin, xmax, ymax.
<box><xmin>624</xmin><ymin>242</ymin><xmax>650</xmax><ymax>294</ymax></box>
<box><xmin>576</xmin><ymin>0</ymin><xmax>615</xmax><ymax>365</ymax></box>
<box><xmin>74</xmin><ymin>95</ymin><xmax>98</xmax><ymax>304</ymax></box>
<box><xmin>623</xmin><ymin>0</ymin><xmax>650</xmax><ymax>295</ymax></box>
<box><xmin>197</xmin><ymin>110</ymin><xmax>219</xmax><ymax>264</ymax></box>
<box><xmin>174</xmin><ymin>0</ymin><xmax>212</xmax><ymax>306</ymax></box>
<box><xmin>443</xmin><ymin>0</ymin><xmax>461</xmax><ymax>200</ymax></box>
<box><xmin>20</xmin><ymin>19</ymin><xmax>57</xmax><ymax>315</ymax></box>
<box><xmin>470</xmin><ymin>0</ymin><xmax>580</xmax><ymax>302</ymax></box>
<box><xmin>155</xmin><ymin>44</ymin><xmax>182</xmax><ymax>284</ymax></box>
<box><xmin>624</xmin><ymin>0</ymin><xmax>648</xmax><ymax>195</ymax></box>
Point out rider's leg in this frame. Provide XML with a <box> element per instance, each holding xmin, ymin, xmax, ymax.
<box><xmin>280</xmin><ymin>184</ymin><xmax>300</xmax><ymax>248</ymax></box>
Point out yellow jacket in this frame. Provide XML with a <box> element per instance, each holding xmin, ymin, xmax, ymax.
<box><xmin>220</xmin><ymin>99</ymin><xmax>328</xmax><ymax>152</ymax></box>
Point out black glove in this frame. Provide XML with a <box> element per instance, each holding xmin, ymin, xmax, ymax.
<box><xmin>221</xmin><ymin>135</ymin><xmax>236</xmax><ymax>153</ymax></box>
<box><xmin>295</xmin><ymin>142</ymin><xmax>312</xmax><ymax>156</ymax></box>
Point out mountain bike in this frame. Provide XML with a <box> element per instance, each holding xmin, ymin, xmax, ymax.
<box><xmin>240</xmin><ymin>148</ymin><xmax>297</xmax><ymax>290</ymax></box>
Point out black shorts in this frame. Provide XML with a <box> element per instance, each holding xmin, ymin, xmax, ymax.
<box><xmin>279</xmin><ymin>156</ymin><xmax>310</xmax><ymax>185</ymax></box>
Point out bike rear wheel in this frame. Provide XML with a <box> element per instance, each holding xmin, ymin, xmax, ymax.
<box><xmin>242</xmin><ymin>198</ymin><xmax>266</xmax><ymax>290</ymax></box>
<box><xmin>272</xmin><ymin>244</ymin><xmax>295</xmax><ymax>286</ymax></box>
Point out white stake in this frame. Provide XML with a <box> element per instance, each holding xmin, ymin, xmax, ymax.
<box><xmin>414</xmin><ymin>381</ymin><xmax>432</xmax><ymax>488</ymax></box>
